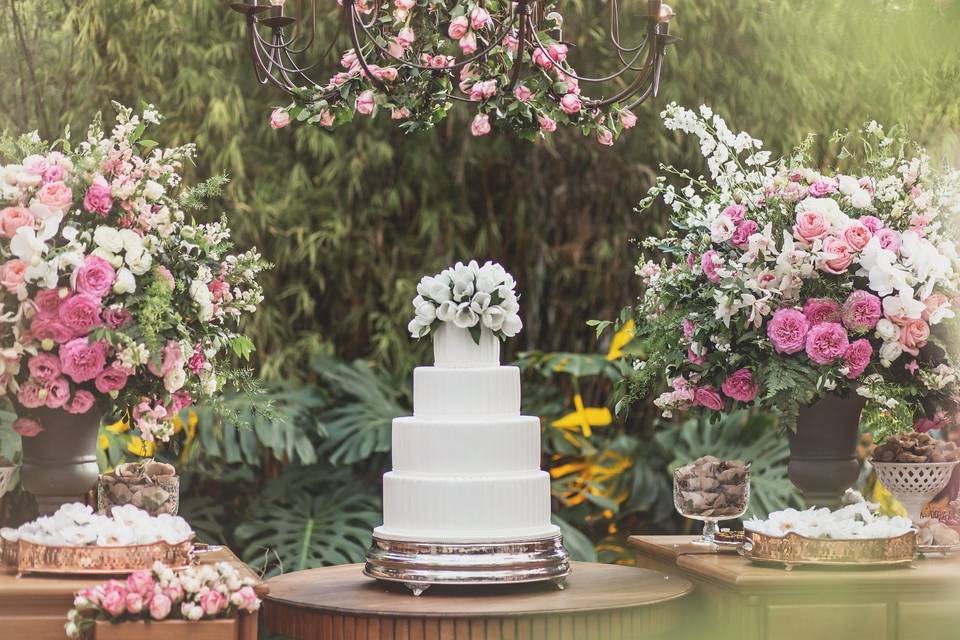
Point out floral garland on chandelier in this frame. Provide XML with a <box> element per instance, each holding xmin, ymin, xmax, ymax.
<box><xmin>268</xmin><ymin>0</ymin><xmax>654</xmax><ymax>144</ymax></box>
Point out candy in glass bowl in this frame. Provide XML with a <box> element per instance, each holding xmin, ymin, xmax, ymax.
<box><xmin>673</xmin><ymin>456</ymin><xmax>750</xmax><ymax>543</ymax></box>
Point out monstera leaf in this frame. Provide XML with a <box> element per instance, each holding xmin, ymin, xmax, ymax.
<box><xmin>235</xmin><ymin>465</ymin><xmax>381</xmax><ymax>576</ymax></box>
<box><xmin>552</xmin><ymin>514</ymin><xmax>598</xmax><ymax>562</ymax></box>
<box><xmin>655</xmin><ymin>411</ymin><xmax>800</xmax><ymax>519</ymax></box>
<box><xmin>312</xmin><ymin>357</ymin><xmax>409</xmax><ymax>466</ymax></box>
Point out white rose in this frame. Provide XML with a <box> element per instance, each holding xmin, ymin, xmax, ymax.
<box><xmin>94</xmin><ymin>226</ymin><xmax>124</xmax><ymax>253</ymax></box>
<box><xmin>452</xmin><ymin>302</ymin><xmax>478</xmax><ymax>328</ymax></box>
<box><xmin>190</xmin><ymin>280</ymin><xmax>214</xmax><ymax>321</ymax></box>
<box><xmin>119</xmin><ymin>229</ymin><xmax>144</xmax><ymax>254</ymax></box>
<box><xmin>850</xmin><ymin>189</ymin><xmax>872</xmax><ymax>209</ymax></box>
<box><xmin>501</xmin><ymin>313</ymin><xmax>523</xmax><ymax>337</ymax></box>
<box><xmin>837</xmin><ymin>175</ymin><xmax>859</xmax><ymax>195</ymax></box>
<box><xmin>92</xmin><ymin>247</ymin><xmax>123</xmax><ymax>269</ymax></box>
<box><xmin>874</xmin><ymin>318</ymin><xmax>900</xmax><ymax>342</ymax></box>
<box><xmin>126</xmin><ymin>249</ymin><xmax>153</xmax><ymax>275</ymax></box>
<box><xmin>709</xmin><ymin>215</ymin><xmax>736</xmax><ymax>243</ymax></box>
<box><xmin>879</xmin><ymin>340</ymin><xmax>903</xmax><ymax>366</ymax></box>
<box><xmin>143</xmin><ymin>180</ymin><xmax>165</xmax><ymax>201</ymax></box>
<box><xmin>112</xmin><ymin>268</ymin><xmax>136</xmax><ymax>295</ymax></box>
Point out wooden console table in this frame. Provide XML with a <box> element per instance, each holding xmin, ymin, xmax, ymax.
<box><xmin>0</xmin><ymin>546</ymin><xmax>266</xmax><ymax>640</ymax></box>
<box><xmin>264</xmin><ymin>561</ymin><xmax>693</xmax><ymax>639</ymax></box>
<box><xmin>629</xmin><ymin>535</ymin><xmax>960</xmax><ymax>640</ymax></box>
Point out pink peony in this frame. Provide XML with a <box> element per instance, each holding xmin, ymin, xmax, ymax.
<box><xmin>355</xmin><ymin>90</ymin><xmax>375</xmax><ymax>115</ymax></box>
<box><xmin>58</xmin><ymin>294</ymin><xmax>102</xmax><ymax>333</ymax></box>
<box><xmin>470</xmin><ymin>113</ymin><xmax>491</xmax><ymax>137</ymax></box>
<box><xmin>793</xmin><ymin>210</ymin><xmax>829</xmax><ymax>243</ymax></box>
<box><xmin>230</xmin><ymin>586</ymin><xmax>260</xmax><ymax>613</ymax></box>
<box><xmin>721</xmin><ymin>368</ymin><xmax>759</xmax><ymax>402</ymax></box>
<box><xmin>76</xmin><ymin>255</ymin><xmax>116</xmax><ymax>298</ymax></box>
<box><xmin>559</xmin><ymin>93</ymin><xmax>581</xmax><ymax>115</ymax></box>
<box><xmin>808</xmin><ymin>179</ymin><xmax>837</xmax><ymax>196</ymax></box>
<box><xmin>693</xmin><ymin>385</ymin><xmax>724</xmax><ymax>411</ymax></box>
<box><xmin>700</xmin><ymin>250</ymin><xmax>721</xmax><ymax>283</ymax></box>
<box><xmin>841</xmin><ymin>290</ymin><xmax>882</xmax><ymax>332</ymax></box>
<box><xmin>722</xmin><ymin>204</ymin><xmax>747</xmax><ymax>224</ymax></box>
<box><xmin>842</xmin><ymin>222</ymin><xmax>872</xmax><ymax>252</ymax></box>
<box><xmin>12</xmin><ymin>417</ymin><xmax>43</xmax><ymax>437</ymax></box>
<box><xmin>65</xmin><ymin>390</ymin><xmax>95</xmax><ymax>415</ymax></box>
<box><xmin>27</xmin><ymin>353</ymin><xmax>61</xmax><ymax>382</ymax></box>
<box><xmin>199</xmin><ymin>589</ymin><xmax>227</xmax><ymax>616</ymax></box>
<box><xmin>730</xmin><ymin>219</ymin><xmax>758</xmax><ymax>248</ymax></box>
<box><xmin>29</xmin><ymin>317</ymin><xmax>75</xmax><ymax>344</ymax></box>
<box><xmin>859</xmin><ymin>215</ymin><xmax>883</xmax><ymax>233</ymax></box>
<box><xmin>767</xmin><ymin>308</ymin><xmax>810</xmax><ymax>354</ymax></box>
<box><xmin>44</xmin><ymin>377</ymin><xmax>71</xmax><ymax>409</ymax></box>
<box><xmin>34</xmin><ymin>288</ymin><xmax>67</xmax><ymax>318</ymax></box>
<box><xmin>899</xmin><ymin>318</ymin><xmax>929</xmax><ymax>356</ymax></box>
<box><xmin>149</xmin><ymin>592</ymin><xmax>172</xmax><ymax>620</ymax></box>
<box><xmin>102</xmin><ymin>305</ymin><xmax>132</xmax><ymax>329</ymax></box>
<box><xmin>95</xmin><ymin>363</ymin><xmax>129</xmax><ymax>394</ymax></box>
<box><xmin>171</xmin><ymin>390</ymin><xmax>192</xmax><ymax>414</ymax></box>
<box><xmin>802</xmin><ymin>298</ymin><xmax>841</xmax><ymax>325</ymax></box>
<box><xmin>127</xmin><ymin>570</ymin><xmax>155</xmax><ymax>596</ymax></box>
<box><xmin>269</xmin><ymin>108</ymin><xmax>290</xmax><ymax>130</ymax></box>
<box><xmin>83</xmin><ymin>174</ymin><xmax>113</xmax><ymax>216</ymax></box>
<box><xmin>0</xmin><ymin>259</ymin><xmax>27</xmax><ymax>292</ymax></box>
<box><xmin>447</xmin><ymin>15</ymin><xmax>469</xmax><ymax>39</ymax></box>
<box><xmin>100</xmin><ymin>582</ymin><xmax>127</xmax><ymax>617</ymax></box>
<box><xmin>843</xmin><ymin>338</ymin><xmax>872</xmax><ymax>379</ymax></box>
<box><xmin>0</xmin><ymin>206</ymin><xmax>35</xmax><ymax>238</ymax></box>
<box><xmin>820</xmin><ymin>236</ymin><xmax>854</xmax><ymax>274</ymax></box>
<box><xmin>59</xmin><ymin>337</ymin><xmax>108</xmax><ymax>383</ymax></box>
<box><xmin>16</xmin><ymin>382</ymin><xmax>45</xmax><ymax>409</ymax></box>
<box><xmin>37</xmin><ymin>181</ymin><xmax>73</xmax><ymax>212</ymax></box>
<box><xmin>804</xmin><ymin>321</ymin><xmax>849</xmax><ymax>365</ymax></box>
<box><xmin>125</xmin><ymin>592</ymin><xmax>144</xmax><ymax>615</ymax></box>
<box><xmin>875</xmin><ymin>228</ymin><xmax>901</xmax><ymax>253</ymax></box>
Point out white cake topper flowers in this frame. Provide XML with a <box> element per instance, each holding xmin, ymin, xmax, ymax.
<box><xmin>408</xmin><ymin>260</ymin><xmax>522</xmax><ymax>344</ymax></box>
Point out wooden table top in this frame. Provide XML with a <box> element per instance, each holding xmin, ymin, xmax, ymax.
<box><xmin>628</xmin><ymin>534</ymin><xmax>960</xmax><ymax>589</ymax></box>
<box><xmin>265</xmin><ymin>561</ymin><xmax>693</xmax><ymax>618</ymax></box>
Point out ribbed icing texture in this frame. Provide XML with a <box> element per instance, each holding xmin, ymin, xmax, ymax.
<box><xmin>432</xmin><ymin>322</ymin><xmax>499</xmax><ymax>368</ymax></box>
<box><xmin>412</xmin><ymin>367</ymin><xmax>520</xmax><ymax>417</ymax></box>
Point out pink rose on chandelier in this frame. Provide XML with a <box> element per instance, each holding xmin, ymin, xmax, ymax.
<box><xmin>470</xmin><ymin>8</ymin><xmax>492</xmax><ymax>30</ymax></box>
<box><xmin>459</xmin><ymin>32</ymin><xmax>478</xmax><ymax>55</ymax></box>
<box><xmin>448</xmin><ymin>16</ymin><xmax>469</xmax><ymax>40</ymax></box>
<box><xmin>560</xmin><ymin>93</ymin><xmax>581</xmax><ymax>115</ymax></box>
<box><xmin>470</xmin><ymin>113</ymin><xmax>491</xmax><ymax>137</ymax></box>
<box><xmin>356</xmin><ymin>90</ymin><xmax>375</xmax><ymax>115</ymax></box>
<box><xmin>514</xmin><ymin>85</ymin><xmax>533</xmax><ymax>103</ymax></box>
<box><xmin>532</xmin><ymin>48</ymin><xmax>553</xmax><ymax>71</ymax></box>
<box><xmin>620</xmin><ymin>109</ymin><xmax>637</xmax><ymax>129</ymax></box>
<box><xmin>537</xmin><ymin>114</ymin><xmax>557</xmax><ymax>133</ymax></box>
<box><xmin>596</xmin><ymin>126</ymin><xmax>614</xmax><ymax>146</ymax></box>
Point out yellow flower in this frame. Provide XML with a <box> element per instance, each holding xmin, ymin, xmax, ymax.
<box><xmin>127</xmin><ymin>436</ymin><xmax>156</xmax><ymax>458</ymax></box>
<box><xmin>105</xmin><ymin>416</ymin><xmax>130</xmax><ymax>434</ymax></box>
<box><xmin>551</xmin><ymin>394</ymin><xmax>612</xmax><ymax>438</ymax></box>
<box><xmin>550</xmin><ymin>450</ymin><xmax>631</xmax><ymax>507</ymax></box>
<box><xmin>606</xmin><ymin>320</ymin><xmax>635</xmax><ymax>360</ymax></box>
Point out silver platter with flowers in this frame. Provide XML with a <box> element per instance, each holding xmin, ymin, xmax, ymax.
<box><xmin>368</xmin><ymin>260</ymin><xmax>570</xmax><ymax>594</ymax></box>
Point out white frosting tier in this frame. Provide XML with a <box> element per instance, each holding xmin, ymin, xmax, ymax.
<box><xmin>377</xmin><ymin>470</ymin><xmax>560</xmax><ymax>543</ymax></box>
<box><xmin>432</xmin><ymin>323</ymin><xmax>499</xmax><ymax>368</ymax></box>
<box><xmin>392</xmin><ymin>416</ymin><xmax>541</xmax><ymax>474</ymax></box>
<box><xmin>412</xmin><ymin>366</ymin><xmax>520</xmax><ymax>417</ymax></box>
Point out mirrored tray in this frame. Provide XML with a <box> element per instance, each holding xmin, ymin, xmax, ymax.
<box><xmin>740</xmin><ymin>530</ymin><xmax>915</xmax><ymax>570</ymax></box>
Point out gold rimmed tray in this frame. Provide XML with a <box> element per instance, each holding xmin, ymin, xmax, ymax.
<box><xmin>11</xmin><ymin>535</ymin><xmax>194</xmax><ymax>575</ymax></box>
<box><xmin>740</xmin><ymin>530</ymin><xmax>915</xmax><ymax>570</ymax></box>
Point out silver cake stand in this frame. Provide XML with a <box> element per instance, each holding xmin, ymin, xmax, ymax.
<box><xmin>363</xmin><ymin>533</ymin><xmax>571</xmax><ymax>596</ymax></box>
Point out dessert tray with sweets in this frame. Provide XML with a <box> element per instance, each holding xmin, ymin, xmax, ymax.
<box><xmin>1</xmin><ymin>503</ymin><xmax>194</xmax><ymax>575</ymax></box>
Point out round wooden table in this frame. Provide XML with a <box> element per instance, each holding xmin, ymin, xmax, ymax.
<box><xmin>264</xmin><ymin>561</ymin><xmax>693</xmax><ymax>640</ymax></box>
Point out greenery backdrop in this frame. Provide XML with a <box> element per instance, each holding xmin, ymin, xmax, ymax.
<box><xmin>1</xmin><ymin>0</ymin><xmax>959</xmax><ymax>572</ymax></box>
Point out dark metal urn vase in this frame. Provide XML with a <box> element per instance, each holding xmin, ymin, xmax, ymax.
<box><xmin>15</xmin><ymin>405</ymin><xmax>102</xmax><ymax>515</ymax></box>
<box><xmin>787</xmin><ymin>393</ymin><xmax>867</xmax><ymax>510</ymax></box>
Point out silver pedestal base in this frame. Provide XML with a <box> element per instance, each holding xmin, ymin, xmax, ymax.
<box><xmin>364</xmin><ymin>533</ymin><xmax>571</xmax><ymax>595</ymax></box>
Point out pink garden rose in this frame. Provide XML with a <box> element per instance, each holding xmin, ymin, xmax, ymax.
<box><xmin>95</xmin><ymin>363</ymin><xmax>129</xmax><ymax>394</ymax></box>
<box><xmin>0</xmin><ymin>206</ymin><xmax>35</xmax><ymax>238</ymax></box>
<box><xmin>843</xmin><ymin>338</ymin><xmax>872</xmax><ymax>379</ymax></box>
<box><xmin>841</xmin><ymin>290</ymin><xmax>882</xmax><ymax>332</ymax></box>
<box><xmin>0</xmin><ymin>259</ymin><xmax>27</xmax><ymax>292</ymax></box>
<box><xmin>721</xmin><ymin>368</ymin><xmax>759</xmax><ymax>402</ymax></box>
<box><xmin>875</xmin><ymin>228</ymin><xmax>901</xmax><ymax>253</ymax></box>
<box><xmin>859</xmin><ymin>215</ymin><xmax>883</xmax><ymax>233</ymax></box>
<box><xmin>537</xmin><ymin>115</ymin><xmax>557</xmax><ymax>133</ymax></box>
<box><xmin>28</xmin><ymin>317</ymin><xmax>75</xmax><ymax>344</ymax></box>
<box><xmin>700</xmin><ymin>250</ymin><xmax>721</xmax><ymax>283</ymax></box>
<box><xmin>44</xmin><ymin>376</ymin><xmax>71</xmax><ymax>409</ymax></box>
<box><xmin>230</xmin><ymin>585</ymin><xmax>260</xmax><ymax>613</ymax></box>
<box><xmin>470</xmin><ymin>7</ymin><xmax>491</xmax><ymax>29</ymax></box>
<box><xmin>899</xmin><ymin>318</ymin><xmax>930</xmax><ymax>356</ymax></box>
<box><xmin>560</xmin><ymin>93</ymin><xmax>582</xmax><ymax>115</ymax></box>
<box><xmin>532</xmin><ymin>48</ymin><xmax>553</xmax><ymax>70</ymax></box>
<box><xmin>820</xmin><ymin>236</ymin><xmax>854</xmax><ymax>274</ymax></box>
<box><xmin>722</xmin><ymin>204</ymin><xmax>746</xmax><ymax>224</ymax></box>
<box><xmin>808</xmin><ymin>179</ymin><xmax>837</xmax><ymax>197</ymax></box>
<box><xmin>12</xmin><ymin>417</ymin><xmax>43</xmax><ymax>437</ymax></box>
<box><xmin>693</xmin><ymin>385</ymin><xmax>724</xmax><ymax>411</ymax></box>
<box><xmin>83</xmin><ymin>174</ymin><xmax>113</xmax><ymax>216</ymax></box>
<box><xmin>459</xmin><ymin>32</ymin><xmax>478</xmax><ymax>55</ymax></box>
<box><xmin>199</xmin><ymin>589</ymin><xmax>227</xmax><ymax>616</ymax></box>
<box><xmin>59</xmin><ymin>294</ymin><xmax>102</xmax><ymax>333</ymax></box>
<box><xmin>793</xmin><ymin>210</ymin><xmax>829</xmax><ymax>243</ymax></box>
<box><xmin>101</xmin><ymin>583</ymin><xmax>127</xmax><ymax>617</ymax></box>
<box><xmin>470</xmin><ymin>113</ymin><xmax>491</xmax><ymax>136</ymax></box>
<box><xmin>730</xmin><ymin>219</ymin><xmax>758</xmax><ymax>248</ymax></box>
<box><xmin>355</xmin><ymin>90</ymin><xmax>375</xmax><ymax>115</ymax></box>
<box><xmin>802</xmin><ymin>298</ymin><xmax>840</xmax><ymax>325</ymax></box>
<box><xmin>37</xmin><ymin>181</ymin><xmax>73</xmax><ymax>212</ymax></box>
<box><xmin>687</xmin><ymin>345</ymin><xmax>705</xmax><ymax>365</ymax></box>
<box><xmin>514</xmin><ymin>85</ymin><xmax>533</xmax><ymax>103</ymax></box>
<box><xmin>804</xmin><ymin>321</ymin><xmax>849</xmax><ymax>365</ymax></box>
<box><xmin>34</xmin><ymin>288</ymin><xmax>67</xmax><ymax>317</ymax></box>
<box><xmin>65</xmin><ymin>389</ymin><xmax>95</xmax><ymax>414</ymax></box>
<box><xmin>547</xmin><ymin>42</ymin><xmax>568</xmax><ymax>62</ymax></box>
<box><xmin>269</xmin><ymin>108</ymin><xmax>290</xmax><ymax>130</ymax></box>
<box><xmin>102</xmin><ymin>305</ymin><xmax>132</xmax><ymax>329</ymax></box>
<box><xmin>149</xmin><ymin>592</ymin><xmax>172</xmax><ymax>620</ymax></box>
<box><xmin>16</xmin><ymin>382</ymin><xmax>45</xmax><ymax>409</ymax></box>
<box><xmin>125</xmin><ymin>591</ymin><xmax>144</xmax><ymax>615</ymax></box>
<box><xmin>842</xmin><ymin>222</ymin><xmax>872</xmax><ymax>252</ymax></box>
<box><xmin>27</xmin><ymin>353</ymin><xmax>61</xmax><ymax>382</ymax></box>
<box><xmin>59</xmin><ymin>337</ymin><xmax>108</xmax><ymax>383</ymax></box>
<box><xmin>127</xmin><ymin>570</ymin><xmax>155</xmax><ymax>596</ymax></box>
<box><xmin>447</xmin><ymin>15</ymin><xmax>469</xmax><ymax>39</ymax></box>
<box><xmin>767</xmin><ymin>308</ymin><xmax>809</xmax><ymax>354</ymax></box>
<box><xmin>76</xmin><ymin>255</ymin><xmax>116</xmax><ymax>298</ymax></box>
<box><xmin>682</xmin><ymin>318</ymin><xmax>695</xmax><ymax>340</ymax></box>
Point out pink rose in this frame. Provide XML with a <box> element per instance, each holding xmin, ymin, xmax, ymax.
<box><xmin>149</xmin><ymin>592</ymin><xmax>172</xmax><ymax>620</ymax></box>
<box><xmin>161</xmin><ymin>341</ymin><xmax>184</xmax><ymax>376</ymax></box>
<box><xmin>875</xmin><ymin>228</ymin><xmax>901</xmax><ymax>253</ymax></box>
<box><xmin>682</xmin><ymin>319</ymin><xmax>695</xmax><ymax>340</ymax></box>
<box><xmin>27</xmin><ymin>353</ymin><xmax>61</xmax><ymax>382</ymax></box>
<box><xmin>700</xmin><ymin>250</ymin><xmax>721</xmax><ymax>283</ymax></box>
<box><xmin>767</xmin><ymin>308</ymin><xmax>810</xmax><ymax>354</ymax></box>
<box><xmin>899</xmin><ymin>318</ymin><xmax>929</xmax><ymax>356</ymax></box>
<box><xmin>396</xmin><ymin>27</ymin><xmax>415</xmax><ymax>48</ymax></box>
<box><xmin>687</xmin><ymin>345</ymin><xmax>705</xmax><ymax>365</ymax></box>
<box><xmin>793</xmin><ymin>210</ymin><xmax>829</xmax><ymax>243</ymax></box>
<box><xmin>722</xmin><ymin>204</ymin><xmax>747</xmax><ymax>224</ymax></box>
<box><xmin>914</xmin><ymin>413</ymin><xmax>948</xmax><ymax>434</ymax></box>
<box><xmin>0</xmin><ymin>206</ymin><xmax>35</xmax><ymax>238</ymax></box>
<box><xmin>560</xmin><ymin>93</ymin><xmax>581</xmax><ymax>115</ymax></box>
<box><xmin>470</xmin><ymin>7</ymin><xmax>491</xmax><ymax>29</ymax></box>
<box><xmin>447</xmin><ymin>16</ymin><xmax>469</xmax><ymax>39</ymax></box>
<box><xmin>100</xmin><ymin>583</ymin><xmax>127</xmax><ymax>617</ymax></box>
<box><xmin>470</xmin><ymin>113</ymin><xmax>491</xmax><ymax>137</ymax></box>
<box><xmin>59</xmin><ymin>294</ymin><xmax>102</xmax><ymax>333</ymax></box>
<box><xmin>17</xmin><ymin>382</ymin><xmax>45</xmax><ymax>409</ymax></box>
<box><xmin>83</xmin><ymin>174</ymin><xmax>113</xmax><ymax>216</ymax></box>
<box><xmin>171</xmin><ymin>390</ymin><xmax>192</xmax><ymax>414</ymax></box>
<box><xmin>127</xmin><ymin>570</ymin><xmax>155</xmax><ymax>596</ymax></box>
<box><xmin>804</xmin><ymin>321</ymin><xmax>849</xmax><ymax>365</ymax></box>
<box><xmin>843</xmin><ymin>338</ymin><xmax>872</xmax><ymax>379</ymax></box>
<box><xmin>59</xmin><ymin>337</ymin><xmax>108</xmax><ymax>383</ymax></box>
<box><xmin>103</xmin><ymin>305</ymin><xmax>132</xmax><ymax>329</ymax></box>
<box><xmin>199</xmin><ymin>589</ymin><xmax>227</xmax><ymax>616</ymax></box>
<box><xmin>12</xmin><ymin>417</ymin><xmax>43</xmax><ymax>437</ymax></box>
<box><xmin>596</xmin><ymin>127</ymin><xmax>614</xmax><ymax>146</ymax></box>
<box><xmin>356</xmin><ymin>90</ymin><xmax>375</xmax><ymax>115</ymax></box>
<box><xmin>620</xmin><ymin>109</ymin><xmax>637</xmax><ymax>129</ymax></box>
<box><xmin>125</xmin><ymin>591</ymin><xmax>144</xmax><ymax>614</ymax></box>
<box><xmin>532</xmin><ymin>48</ymin><xmax>553</xmax><ymax>70</ymax></box>
<box><xmin>65</xmin><ymin>389</ymin><xmax>95</xmax><ymax>415</ymax></box>
<box><xmin>459</xmin><ymin>32</ymin><xmax>477</xmax><ymax>55</ymax></box>
<box><xmin>808</xmin><ymin>180</ymin><xmax>837</xmax><ymax>197</ymax></box>
<box><xmin>859</xmin><ymin>215</ymin><xmax>883</xmax><ymax>233</ymax></box>
<box><xmin>802</xmin><ymin>298</ymin><xmax>841</xmax><ymax>325</ymax></box>
<box><xmin>513</xmin><ymin>85</ymin><xmax>533</xmax><ymax>103</ymax></box>
<box><xmin>37</xmin><ymin>181</ymin><xmax>73</xmax><ymax>212</ymax></box>
<box><xmin>76</xmin><ymin>255</ymin><xmax>116</xmax><ymax>298</ymax></box>
<box><xmin>922</xmin><ymin>293</ymin><xmax>948</xmax><ymax>322</ymax></box>
<box><xmin>841</xmin><ymin>290</ymin><xmax>881</xmax><ymax>332</ymax></box>
<box><xmin>29</xmin><ymin>317</ymin><xmax>75</xmax><ymax>344</ymax></box>
<box><xmin>0</xmin><ymin>259</ymin><xmax>27</xmax><ymax>292</ymax></box>
<box><xmin>842</xmin><ymin>222</ymin><xmax>872</xmax><ymax>252</ymax></box>
<box><xmin>34</xmin><ymin>288</ymin><xmax>67</xmax><ymax>318</ymax></box>
<box><xmin>269</xmin><ymin>108</ymin><xmax>290</xmax><ymax>130</ymax></box>
<box><xmin>730</xmin><ymin>219</ymin><xmax>758</xmax><ymax>248</ymax></box>
<box><xmin>537</xmin><ymin>115</ymin><xmax>557</xmax><ymax>133</ymax></box>
<box><xmin>693</xmin><ymin>385</ymin><xmax>724</xmax><ymax>411</ymax></box>
<box><xmin>230</xmin><ymin>586</ymin><xmax>260</xmax><ymax>613</ymax></box>
<box><xmin>44</xmin><ymin>377</ymin><xmax>71</xmax><ymax>409</ymax></box>
<box><xmin>721</xmin><ymin>368</ymin><xmax>759</xmax><ymax>402</ymax></box>
<box><xmin>547</xmin><ymin>42</ymin><xmax>568</xmax><ymax>62</ymax></box>
<box><xmin>820</xmin><ymin>236</ymin><xmax>854</xmax><ymax>274</ymax></box>
<box><xmin>340</xmin><ymin>48</ymin><xmax>358</xmax><ymax>69</ymax></box>
<box><xmin>95</xmin><ymin>363</ymin><xmax>129</xmax><ymax>393</ymax></box>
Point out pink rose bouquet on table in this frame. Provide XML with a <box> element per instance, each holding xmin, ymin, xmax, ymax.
<box><xmin>622</xmin><ymin>104</ymin><xmax>960</xmax><ymax>440</ymax></box>
<box><xmin>0</xmin><ymin>103</ymin><xmax>267</xmax><ymax>444</ymax></box>
<box><xmin>64</xmin><ymin>560</ymin><xmax>260</xmax><ymax>638</ymax></box>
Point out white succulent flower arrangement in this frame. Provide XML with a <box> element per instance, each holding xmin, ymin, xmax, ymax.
<box><xmin>408</xmin><ymin>260</ymin><xmax>522</xmax><ymax>344</ymax></box>
<box><xmin>744</xmin><ymin>502</ymin><xmax>913</xmax><ymax>540</ymax></box>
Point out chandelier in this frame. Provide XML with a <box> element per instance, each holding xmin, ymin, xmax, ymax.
<box><xmin>231</xmin><ymin>0</ymin><xmax>677</xmax><ymax>143</ymax></box>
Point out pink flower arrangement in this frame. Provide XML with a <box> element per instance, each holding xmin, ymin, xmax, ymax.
<box><xmin>721</xmin><ymin>369</ymin><xmax>759</xmax><ymax>402</ymax></box>
<box><xmin>804</xmin><ymin>322</ymin><xmax>849</xmax><ymax>365</ymax></box>
<box><xmin>767</xmin><ymin>308</ymin><xmax>809</xmax><ymax>354</ymax></box>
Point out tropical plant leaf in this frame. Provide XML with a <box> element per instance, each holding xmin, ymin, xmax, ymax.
<box><xmin>552</xmin><ymin>513</ymin><xmax>597</xmax><ymax>562</ymax></box>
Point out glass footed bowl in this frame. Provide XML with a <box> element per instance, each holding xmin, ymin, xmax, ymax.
<box><xmin>673</xmin><ymin>467</ymin><xmax>751</xmax><ymax>544</ymax></box>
